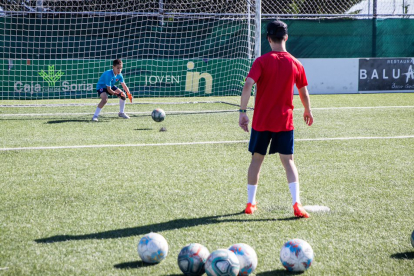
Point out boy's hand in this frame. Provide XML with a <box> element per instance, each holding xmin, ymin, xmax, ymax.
<box><xmin>239</xmin><ymin>113</ymin><xmax>250</xmax><ymax>132</ymax></box>
<box><xmin>303</xmin><ymin>110</ymin><xmax>313</xmax><ymax>126</ymax></box>
<box><xmin>116</xmin><ymin>92</ymin><xmax>126</xmax><ymax>101</ymax></box>
<box><xmin>126</xmin><ymin>91</ymin><xmax>133</xmax><ymax>103</ymax></box>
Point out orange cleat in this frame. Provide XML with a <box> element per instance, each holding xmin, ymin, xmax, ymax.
<box><xmin>245</xmin><ymin>203</ymin><xmax>257</xmax><ymax>214</ymax></box>
<box><xmin>293</xmin><ymin>202</ymin><xmax>310</xmax><ymax>218</ymax></box>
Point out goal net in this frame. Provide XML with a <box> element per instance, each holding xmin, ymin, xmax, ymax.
<box><xmin>1</xmin><ymin>1</ymin><xmax>412</xmax><ymax>101</ymax></box>
<box><xmin>1</xmin><ymin>0</ymin><xmax>258</xmax><ymax>100</ymax></box>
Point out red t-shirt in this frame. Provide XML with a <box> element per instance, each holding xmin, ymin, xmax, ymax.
<box><xmin>247</xmin><ymin>51</ymin><xmax>308</xmax><ymax>132</ymax></box>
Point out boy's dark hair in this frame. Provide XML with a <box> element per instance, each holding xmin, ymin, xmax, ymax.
<box><xmin>266</xmin><ymin>20</ymin><xmax>288</xmax><ymax>43</ymax></box>
<box><xmin>113</xmin><ymin>59</ymin><xmax>122</xmax><ymax>67</ymax></box>
<box><xmin>268</xmin><ymin>35</ymin><xmax>284</xmax><ymax>43</ymax></box>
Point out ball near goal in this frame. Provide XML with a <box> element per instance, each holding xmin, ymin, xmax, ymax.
<box><xmin>152</xmin><ymin>108</ymin><xmax>166</xmax><ymax>122</ymax></box>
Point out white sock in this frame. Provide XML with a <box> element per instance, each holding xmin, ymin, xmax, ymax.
<box><xmin>119</xmin><ymin>99</ymin><xmax>126</xmax><ymax>113</ymax></box>
<box><xmin>94</xmin><ymin>107</ymin><xmax>101</xmax><ymax>117</ymax></box>
<box><xmin>247</xmin><ymin>184</ymin><xmax>257</xmax><ymax>205</ymax></box>
<box><xmin>289</xmin><ymin>182</ymin><xmax>300</xmax><ymax>205</ymax></box>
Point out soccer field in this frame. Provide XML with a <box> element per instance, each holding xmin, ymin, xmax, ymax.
<box><xmin>0</xmin><ymin>93</ymin><xmax>413</xmax><ymax>275</ymax></box>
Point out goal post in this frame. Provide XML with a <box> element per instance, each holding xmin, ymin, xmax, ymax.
<box><xmin>1</xmin><ymin>0</ymin><xmax>259</xmax><ymax>100</ymax></box>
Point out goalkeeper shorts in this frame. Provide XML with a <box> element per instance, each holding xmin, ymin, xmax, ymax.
<box><xmin>97</xmin><ymin>86</ymin><xmax>118</xmax><ymax>96</ymax></box>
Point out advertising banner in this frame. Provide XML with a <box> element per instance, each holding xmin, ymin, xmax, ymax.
<box><xmin>2</xmin><ymin>59</ymin><xmax>251</xmax><ymax>99</ymax></box>
<box><xmin>358</xmin><ymin>58</ymin><xmax>414</xmax><ymax>92</ymax></box>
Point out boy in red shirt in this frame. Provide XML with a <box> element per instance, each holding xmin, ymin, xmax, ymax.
<box><xmin>239</xmin><ymin>20</ymin><xmax>313</xmax><ymax>218</ymax></box>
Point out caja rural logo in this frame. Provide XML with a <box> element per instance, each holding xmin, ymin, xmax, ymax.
<box><xmin>14</xmin><ymin>65</ymin><xmax>93</xmax><ymax>93</ymax></box>
<box><xmin>38</xmin><ymin>65</ymin><xmax>64</xmax><ymax>87</ymax></box>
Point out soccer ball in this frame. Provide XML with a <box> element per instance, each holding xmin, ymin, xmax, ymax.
<box><xmin>228</xmin><ymin>243</ymin><xmax>258</xmax><ymax>275</ymax></box>
<box><xmin>205</xmin><ymin>249</ymin><xmax>240</xmax><ymax>276</ymax></box>
<box><xmin>151</xmin><ymin>108</ymin><xmax>166</xmax><ymax>122</ymax></box>
<box><xmin>178</xmin><ymin>243</ymin><xmax>210</xmax><ymax>276</ymax></box>
<box><xmin>280</xmin><ymin>239</ymin><xmax>314</xmax><ymax>272</ymax></box>
<box><xmin>411</xmin><ymin>230</ymin><xmax>414</xmax><ymax>248</ymax></box>
<box><xmin>137</xmin><ymin>232</ymin><xmax>168</xmax><ymax>263</ymax></box>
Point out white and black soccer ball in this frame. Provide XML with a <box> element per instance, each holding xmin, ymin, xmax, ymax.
<box><xmin>228</xmin><ymin>243</ymin><xmax>258</xmax><ymax>275</ymax></box>
<box><xmin>280</xmin><ymin>239</ymin><xmax>314</xmax><ymax>272</ymax></box>
<box><xmin>178</xmin><ymin>243</ymin><xmax>210</xmax><ymax>276</ymax></box>
<box><xmin>151</xmin><ymin>108</ymin><xmax>166</xmax><ymax>122</ymax></box>
<box><xmin>411</xmin><ymin>230</ymin><xmax>414</xmax><ymax>248</ymax></box>
<box><xmin>137</xmin><ymin>232</ymin><xmax>168</xmax><ymax>263</ymax></box>
<box><xmin>205</xmin><ymin>249</ymin><xmax>240</xmax><ymax>276</ymax></box>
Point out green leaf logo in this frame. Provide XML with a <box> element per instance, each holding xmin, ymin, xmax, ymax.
<box><xmin>38</xmin><ymin>65</ymin><xmax>64</xmax><ymax>87</ymax></box>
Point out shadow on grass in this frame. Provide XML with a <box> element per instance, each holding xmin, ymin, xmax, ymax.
<box><xmin>390</xmin><ymin>251</ymin><xmax>414</xmax><ymax>260</ymax></box>
<box><xmin>134</xmin><ymin>128</ymin><xmax>153</xmax><ymax>131</ymax></box>
<box><xmin>113</xmin><ymin>260</ymin><xmax>157</xmax><ymax>269</ymax></box>
<box><xmin>47</xmin><ymin>119</ymin><xmax>91</xmax><ymax>124</ymax></box>
<box><xmin>257</xmin><ymin>270</ymin><xmax>304</xmax><ymax>275</ymax></box>
<box><xmin>35</xmin><ymin>212</ymin><xmax>298</xmax><ymax>244</ymax></box>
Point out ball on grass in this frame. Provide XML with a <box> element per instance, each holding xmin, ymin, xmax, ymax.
<box><xmin>152</xmin><ymin>108</ymin><xmax>166</xmax><ymax>122</ymax></box>
<box><xmin>137</xmin><ymin>232</ymin><xmax>168</xmax><ymax>264</ymax></box>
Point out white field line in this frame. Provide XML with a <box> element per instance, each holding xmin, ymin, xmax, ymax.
<box><xmin>0</xmin><ymin>267</ymin><xmax>9</xmax><ymax>270</ymax></box>
<box><xmin>307</xmin><ymin>105</ymin><xmax>414</xmax><ymax>110</ymax></box>
<box><xmin>0</xmin><ymin>105</ymin><xmax>414</xmax><ymax>117</ymax></box>
<box><xmin>1</xmin><ymin>135</ymin><xmax>414</xmax><ymax>151</ymax></box>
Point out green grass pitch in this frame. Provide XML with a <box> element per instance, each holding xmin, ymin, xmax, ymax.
<box><xmin>0</xmin><ymin>93</ymin><xmax>413</xmax><ymax>275</ymax></box>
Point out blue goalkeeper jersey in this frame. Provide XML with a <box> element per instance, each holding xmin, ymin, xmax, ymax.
<box><xmin>96</xmin><ymin>69</ymin><xmax>124</xmax><ymax>90</ymax></box>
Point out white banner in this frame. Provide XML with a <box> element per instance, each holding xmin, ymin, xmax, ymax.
<box><xmin>295</xmin><ymin>58</ymin><xmax>414</xmax><ymax>94</ymax></box>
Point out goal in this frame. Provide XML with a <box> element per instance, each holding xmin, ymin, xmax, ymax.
<box><xmin>1</xmin><ymin>1</ymin><xmax>411</xmax><ymax>100</ymax></box>
<box><xmin>1</xmin><ymin>0</ymin><xmax>260</xmax><ymax>100</ymax></box>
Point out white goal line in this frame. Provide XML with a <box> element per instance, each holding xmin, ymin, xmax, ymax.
<box><xmin>1</xmin><ymin>106</ymin><xmax>413</xmax><ymax>117</ymax></box>
<box><xmin>1</xmin><ymin>135</ymin><xmax>413</xmax><ymax>151</ymax></box>
<box><xmin>0</xmin><ymin>110</ymin><xmax>237</xmax><ymax>117</ymax></box>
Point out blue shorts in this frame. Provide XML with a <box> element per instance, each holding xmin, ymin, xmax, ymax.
<box><xmin>97</xmin><ymin>86</ymin><xmax>118</xmax><ymax>96</ymax></box>
<box><xmin>248</xmin><ymin>129</ymin><xmax>294</xmax><ymax>155</ymax></box>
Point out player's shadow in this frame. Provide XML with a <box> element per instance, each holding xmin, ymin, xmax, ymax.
<box><xmin>35</xmin><ymin>212</ymin><xmax>296</xmax><ymax>244</ymax></box>
<box><xmin>257</xmin><ymin>270</ymin><xmax>304</xmax><ymax>275</ymax></box>
<box><xmin>113</xmin><ymin>260</ymin><xmax>157</xmax><ymax>269</ymax></box>
<box><xmin>390</xmin><ymin>251</ymin><xmax>414</xmax><ymax>260</ymax></box>
<box><xmin>47</xmin><ymin>119</ymin><xmax>90</xmax><ymax>124</ymax></box>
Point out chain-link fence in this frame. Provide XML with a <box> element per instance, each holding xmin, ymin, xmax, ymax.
<box><xmin>262</xmin><ymin>0</ymin><xmax>414</xmax><ymax>18</ymax></box>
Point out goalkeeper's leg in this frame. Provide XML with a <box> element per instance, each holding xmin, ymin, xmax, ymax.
<box><xmin>114</xmin><ymin>89</ymin><xmax>130</xmax><ymax>119</ymax></box>
<box><xmin>92</xmin><ymin>92</ymin><xmax>108</xmax><ymax>121</ymax></box>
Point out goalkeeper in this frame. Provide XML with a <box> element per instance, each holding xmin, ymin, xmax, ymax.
<box><xmin>92</xmin><ymin>59</ymin><xmax>132</xmax><ymax>121</ymax></box>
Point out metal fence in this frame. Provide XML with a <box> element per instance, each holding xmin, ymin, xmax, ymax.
<box><xmin>1</xmin><ymin>1</ymin><xmax>413</xmax><ymax>18</ymax></box>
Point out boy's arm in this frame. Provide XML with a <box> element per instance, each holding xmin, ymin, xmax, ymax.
<box><xmin>298</xmin><ymin>86</ymin><xmax>313</xmax><ymax>126</ymax></box>
<box><xmin>239</xmin><ymin>77</ymin><xmax>255</xmax><ymax>132</ymax></box>
<box><xmin>106</xmin><ymin>86</ymin><xmax>117</xmax><ymax>95</ymax></box>
<box><xmin>121</xmin><ymin>82</ymin><xmax>130</xmax><ymax>93</ymax></box>
<box><xmin>121</xmin><ymin>82</ymin><xmax>133</xmax><ymax>103</ymax></box>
